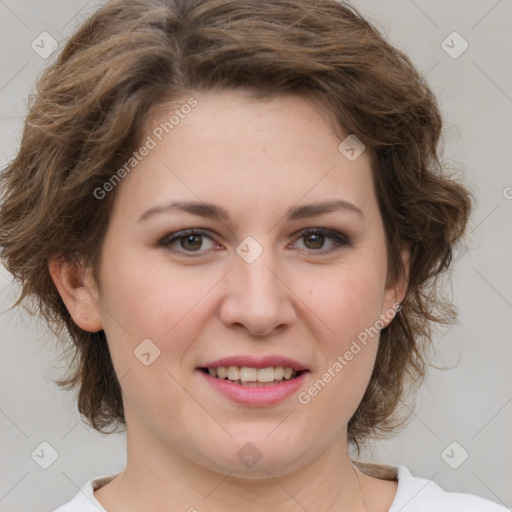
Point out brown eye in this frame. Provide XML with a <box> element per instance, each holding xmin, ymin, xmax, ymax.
<box><xmin>180</xmin><ymin>234</ymin><xmax>203</xmax><ymax>251</ymax></box>
<box><xmin>303</xmin><ymin>232</ymin><xmax>325</xmax><ymax>250</ymax></box>
<box><xmin>293</xmin><ymin>229</ymin><xmax>350</xmax><ymax>254</ymax></box>
<box><xmin>161</xmin><ymin>229</ymin><xmax>218</xmax><ymax>254</ymax></box>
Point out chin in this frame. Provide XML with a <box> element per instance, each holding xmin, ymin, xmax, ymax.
<box><xmin>193</xmin><ymin>435</ymin><xmax>314</xmax><ymax>478</ymax></box>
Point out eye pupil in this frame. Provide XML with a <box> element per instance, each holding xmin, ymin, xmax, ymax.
<box><xmin>304</xmin><ymin>233</ymin><xmax>324</xmax><ymax>249</ymax></box>
<box><xmin>181</xmin><ymin>234</ymin><xmax>202</xmax><ymax>251</ymax></box>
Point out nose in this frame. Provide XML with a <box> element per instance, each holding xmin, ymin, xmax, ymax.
<box><xmin>219</xmin><ymin>246</ymin><xmax>297</xmax><ymax>337</ymax></box>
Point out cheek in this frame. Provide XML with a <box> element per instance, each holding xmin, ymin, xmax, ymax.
<box><xmin>96</xmin><ymin>248</ymin><xmax>224</xmax><ymax>389</ymax></box>
<box><xmin>96</xmin><ymin>253</ymin><xmax>215</xmax><ymax>428</ymax></box>
<box><xmin>301</xmin><ymin>260</ymin><xmax>386</xmax><ymax>343</ymax></box>
<box><xmin>291</xmin><ymin>290</ymin><xmax>381</xmax><ymax>454</ymax></box>
<box><xmin>294</xmin><ymin>261</ymin><xmax>384</xmax><ymax>409</ymax></box>
<box><xmin>99</xmin><ymin>247</ymin><xmax>214</xmax><ymax>339</ymax></box>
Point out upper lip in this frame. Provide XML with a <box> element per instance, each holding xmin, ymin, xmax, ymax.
<box><xmin>200</xmin><ymin>355</ymin><xmax>309</xmax><ymax>372</ymax></box>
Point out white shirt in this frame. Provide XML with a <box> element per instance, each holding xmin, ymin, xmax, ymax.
<box><xmin>52</xmin><ymin>463</ymin><xmax>510</xmax><ymax>512</ymax></box>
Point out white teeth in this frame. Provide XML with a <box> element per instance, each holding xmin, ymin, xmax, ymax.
<box><xmin>257</xmin><ymin>367</ymin><xmax>275</xmax><ymax>382</ymax></box>
<box><xmin>206</xmin><ymin>365</ymin><xmax>299</xmax><ymax>383</ymax></box>
<box><xmin>227</xmin><ymin>366</ymin><xmax>240</xmax><ymax>380</ymax></box>
<box><xmin>239</xmin><ymin>367</ymin><xmax>258</xmax><ymax>382</ymax></box>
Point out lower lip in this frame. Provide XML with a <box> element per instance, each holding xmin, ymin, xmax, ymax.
<box><xmin>198</xmin><ymin>370</ymin><xmax>308</xmax><ymax>406</ymax></box>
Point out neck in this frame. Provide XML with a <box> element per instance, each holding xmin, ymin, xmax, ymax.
<box><xmin>97</xmin><ymin>425</ymin><xmax>370</xmax><ymax>512</ymax></box>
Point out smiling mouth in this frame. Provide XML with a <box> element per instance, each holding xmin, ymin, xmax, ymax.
<box><xmin>199</xmin><ymin>366</ymin><xmax>307</xmax><ymax>386</ymax></box>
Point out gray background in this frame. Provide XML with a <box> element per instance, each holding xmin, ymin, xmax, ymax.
<box><xmin>0</xmin><ymin>1</ymin><xmax>511</xmax><ymax>511</ymax></box>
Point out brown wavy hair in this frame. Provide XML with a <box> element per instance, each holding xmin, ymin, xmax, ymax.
<box><xmin>0</xmin><ymin>0</ymin><xmax>471</xmax><ymax>452</ymax></box>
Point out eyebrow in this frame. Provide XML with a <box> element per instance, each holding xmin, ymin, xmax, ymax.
<box><xmin>138</xmin><ymin>198</ymin><xmax>364</xmax><ymax>223</ymax></box>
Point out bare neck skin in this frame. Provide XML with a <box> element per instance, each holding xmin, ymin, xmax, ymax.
<box><xmin>94</xmin><ymin>425</ymin><xmax>396</xmax><ymax>512</ymax></box>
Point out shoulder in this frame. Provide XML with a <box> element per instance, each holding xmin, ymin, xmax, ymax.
<box><xmin>390</xmin><ymin>465</ymin><xmax>509</xmax><ymax>512</ymax></box>
<box><xmin>353</xmin><ymin>460</ymin><xmax>509</xmax><ymax>512</ymax></box>
<box><xmin>52</xmin><ymin>473</ymin><xmax>118</xmax><ymax>512</ymax></box>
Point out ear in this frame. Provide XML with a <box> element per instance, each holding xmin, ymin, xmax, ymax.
<box><xmin>48</xmin><ymin>257</ymin><xmax>103</xmax><ymax>332</ymax></box>
<box><xmin>380</xmin><ymin>249</ymin><xmax>410</xmax><ymax>327</ymax></box>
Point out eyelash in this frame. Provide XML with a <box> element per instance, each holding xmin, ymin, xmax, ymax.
<box><xmin>160</xmin><ymin>228</ymin><xmax>351</xmax><ymax>256</ymax></box>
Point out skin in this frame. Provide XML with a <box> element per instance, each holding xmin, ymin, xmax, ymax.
<box><xmin>50</xmin><ymin>89</ymin><xmax>408</xmax><ymax>512</ymax></box>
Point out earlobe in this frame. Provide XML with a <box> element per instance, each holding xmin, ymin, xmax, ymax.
<box><xmin>48</xmin><ymin>258</ymin><xmax>103</xmax><ymax>332</ymax></box>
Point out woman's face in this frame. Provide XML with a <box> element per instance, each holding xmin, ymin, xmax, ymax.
<box><xmin>86</xmin><ymin>90</ymin><xmax>404</xmax><ymax>476</ymax></box>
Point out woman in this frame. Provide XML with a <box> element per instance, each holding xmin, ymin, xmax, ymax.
<box><xmin>0</xmin><ymin>1</ymin><xmax>507</xmax><ymax>511</ymax></box>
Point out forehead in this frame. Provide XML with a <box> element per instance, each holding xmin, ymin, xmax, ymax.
<box><xmin>147</xmin><ymin>89</ymin><xmax>341</xmax><ymax>142</ymax></box>
<box><xmin>112</xmin><ymin>89</ymin><xmax>377</xmax><ymax>223</ymax></box>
